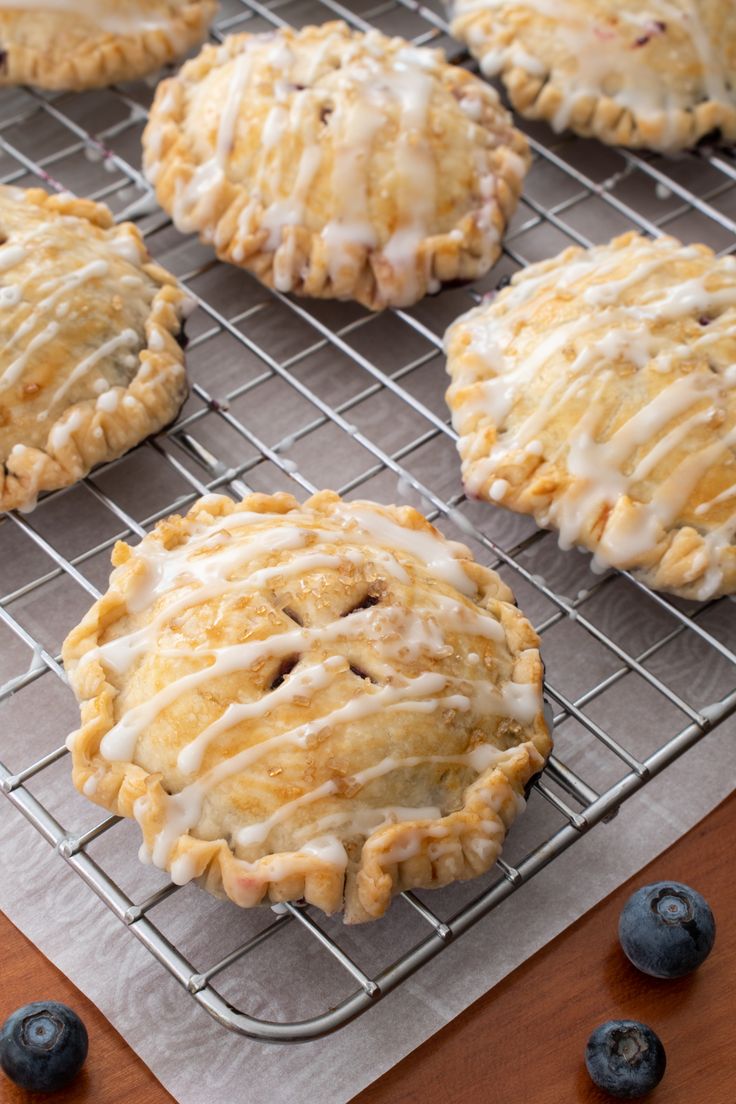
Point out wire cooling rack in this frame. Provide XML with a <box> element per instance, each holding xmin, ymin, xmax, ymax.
<box><xmin>1</xmin><ymin>0</ymin><xmax>736</xmax><ymax>1044</ymax></box>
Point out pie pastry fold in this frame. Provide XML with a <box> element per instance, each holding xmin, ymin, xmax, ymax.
<box><xmin>142</xmin><ymin>21</ymin><xmax>530</xmax><ymax>309</ymax></box>
<box><xmin>0</xmin><ymin>186</ymin><xmax>191</xmax><ymax>512</ymax></box>
<box><xmin>62</xmin><ymin>490</ymin><xmax>549</xmax><ymax>922</ymax></box>
<box><xmin>0</xmin><ymin>1</ymin><xmax>217</xmax><ymax>90</ymax></box>
<box><xmin>445</xmin><ymin>231</ymin><xmax>736</xmax><ymax>600</ymax></box>
<box><xmin>449</xmin><ymin>0</ymin><xmax>736</xmax><ymax>152</ymax></box>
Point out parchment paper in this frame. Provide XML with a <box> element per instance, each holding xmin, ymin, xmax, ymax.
<box><xmin>1</xmin><ymin>709</ymin><xmax>734</xmax><ymax>1104</ymax></box>
<box><xmin>2</xmin><ymin>43</ymin><xmax>736</xmax><ymax>1104</ymax></box>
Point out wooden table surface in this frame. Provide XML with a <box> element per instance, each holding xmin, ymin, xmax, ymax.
<box><xmin>1</xmin><ymin>795</ymin><xmax>733</xmax><ymax>1104</ymax></box>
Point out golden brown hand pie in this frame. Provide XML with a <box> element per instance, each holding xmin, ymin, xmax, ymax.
<box><xmin>445</xmin><ymin>232</ymin><xmax>736</xmax><ymax>600</ymax></box>
<box><xmin>142</xmin><ymin>21</ymin><xmax>530</xmax><ymax>310</ymax></box>
<box><xmin>450</xmin><ymin>0</ymin><xmax>736</xmax><ymax>152</ymax></box>
<box><xmin>0</xmin><ymin>0</ymin><xmax>217</xmax><ymax>90</ymax></box>
<box><xmin>0</xmin><ymin>186</ymin><xmax>191</xmax><ymax>512</ymax></box>
<box><xmin>62</xmin><ymin>490</ymin><xmax>549</xmax><ymax>923</ymax></box>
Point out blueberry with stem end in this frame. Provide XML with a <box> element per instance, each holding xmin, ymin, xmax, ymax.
<box><xmin>585</xmin><ymin>1020</ymin><xmax>666</xmax><ymax>1098</ymax></box>
<box><xmin>0</xmin><ymin>1001</ymin><xmax>88</xmax><ymax>1092</ymax></box>
<box><xmin>619</xmin><ymin>881</ymin><xmax>715</xmax><ymax>978</ymax></box>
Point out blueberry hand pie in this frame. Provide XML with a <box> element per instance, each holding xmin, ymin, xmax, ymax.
<box><xmin>449</xmin><ymin>0</ymin><xmax>736</xmax><ymax>152</ymax></box>
<box><xmin>63</xmin><ymin>491</ymin><xmax>549</xmax><ymax>923</ymax></box>
<box><xmin>0</xmin><ymin>0</ymin><xmax>217</xmax><ymax>90</ymax></box>
<box><xmin>142</xmin><ymin>21</ymin><xmax>530</xmax><ymax>310</ymax></box>
<box><xmin>445</xmin><ymin>232</ymin><xmax>736</xmax><ymax>600</ymax></box>
<box><xmin>0</xmin><ymin>186</ymin><xmax>191</xmax><ymax>512</ymax></box>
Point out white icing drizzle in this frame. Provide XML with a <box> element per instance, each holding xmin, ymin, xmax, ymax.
<box><xmin>89</xmin><ymin>500</ymin><xmax>538</xmax><ymax>875</ymax></box>
<box><xmin>336</xmin><ymin>505</ymin><xmax>476</xmax><ymax>596</ymax></box>
<box><xmin>100</xmin><ymin>609</ymin><xmax>456</xmax><ymax>762</ymax></box>
<box><xmin>0</xmin><ymin>285</ymin><xmax>22</xmax><ymax>308</ymax></box>
<box><xmin>82</xmin><ymin>767</ymin><xmax>104</xmax><ymax>797</ymax></box>
<box><xmin>44</xmin><ymin>329</ymin><xmax>139</xmax><ymax>414</ymax></box>
<box><xmin>95</xmin><ymin>547</ymin><xmax>346</xmax><ymax>676</ymax></box>
<box><xmin>0</xmin><ymin>242</ymin><xmax>145</xmax><ymax>428</ymax></box>
<box><xmin>456</xmin><ymin>0</ymin><xmax>735</xmax><ymax>146</ymax></box>
<box><xmin>108</xmin><ymin>235</ymin><xmax>141</xmax><ymax>266</ymax></box>
<box><xmin>216</xmin><ymin>50</ymin><xmax>255</xmax><ymax>168</ymax></box>
<box><xmin>7</xmin><ymin>442</ymin><xmax>46</xmax><ymax>511</ymax></box>
<box><xmin>87</xmin><ymin>507</ymin><xmax>476</xmax><ymax>683</ymax></box>
<box><xmin>0</xmin><ymin>321</ymin><xmax>59</xmax><ymax>390</ymax></box>
<box><xmin>7</xmin><ymin>260</ymin><xmax>110</xmax><ymax>365</ymax></box>
<box><xmin>449</xmin><ymin>236</ymin><xmax>736</xmax><ymax>595</ymax></box>
<box><xmin>169</xmin><ymin>852</ymin><xmax>198</xmax><ymax>885</ymax></box>
<box><xmin>0</xmin><ymin>244</ymin><xmax>27</xmax><ymax>271</ymax></box>
<box><xmin>696</xmin><ymin>482</ymin><xmax>736</xmax><ymax>516</ymax></box>
<box><xmin>142</xmin><ymin>668</ymin><xmax>529</xmax><ymax>869</ymax></box>
<box><xmin>96</xmin><ymin>388</ymin><xmax>121</xmax><ymax>413</ymax></box>
<box><xmin>146</xmin><ymin>27</ymin><xmax>507</xmax><ymax>297</ymax></box>
<box><xmin>320</xmin><ymin>90</ymin><xmax>384</xmax><ymax>281</ymax></box>
<box><xmin>262</xmin><ymin>105</ymin><xmax>289</xmax><ymax>151</ymax></box>
<box><xmin>176</xmin><ymin>657</ymin><xmax>346</xmax><ymax>775</ymax></box>
<box><xmin>233</xmin><ymin>743</ymin><xmax>512</xmax><ymax>849</ymax></box>
<box><xmin>48</xmin><ymin>407</ymin><xmax>84</xmax><ymax>451</ymax></box>
<box><xmin>379</xmin><ymin>64</ymin><xmax>435</xmax><ymax>301</ymax></box>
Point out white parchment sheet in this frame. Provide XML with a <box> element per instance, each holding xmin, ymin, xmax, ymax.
<box><xmin>2</xmin><ymin>717</ymin><xmax>734</xmax><ymax>1104</ymax></box>
<box><xmin>1</xmin><ymin>17</ymin><xmax>736</xmax><ymax>1101</ymax></box>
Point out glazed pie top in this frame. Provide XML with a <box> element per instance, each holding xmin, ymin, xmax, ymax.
<box><xmin>445</xmin><ymin>232</ymin><xmax>736</xmax><ymax>600</ymax></box>
<box><xmin>62</xmin><ymin>491</ymin><xmax>549</xmax><ymax>923</ymax></box>
<box><xmin>0</xmin><ymin>186</ymin><xmax>191</xmax><ymax>512</ymax></box>
<box><xmin>0</xmin><ymin>0</ymin><xmax>217</xmax><ymax>91</ymax></box>
<box><xmin>450</xmin><ymin>0</ymin><xmax>736</xmax><ymax>152</ymax></box>
<box><xmin>142</xmin><ymin>21</ymin><xmax>530</xmax><ymax>310</ymax></box>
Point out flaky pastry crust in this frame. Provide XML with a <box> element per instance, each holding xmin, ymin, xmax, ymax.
<box><xmin>0</xmin><ymin>186</ymin><xmax>191</xmax><ymax>512</ymax></box>
<box><xmin>62</xmin><ymin>490</ymin><xmax>549</xmax><ymax>923</ymax></box>
<box><xmin>0</xmin><ymin>1</ymin><xmax>217</xmax><ymax>91</ymax></box>
<box><xmin>142</xmin><ymin>21</ymin><xmax>530</xmax><ymax>310</ymax></box>
<box><xmin>450</xmin><ymin>0</ymin><xmax>736</xmax><ymax>152</ymax></box>
<box><xmin>445</xmin><ymin>232</ymin><xmax>736</xmax><ymax>600</ymax></box>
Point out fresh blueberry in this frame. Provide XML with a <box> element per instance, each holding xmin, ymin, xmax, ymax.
<box><xmin>0</xmin><ymin>1001</ymin><xmax>88</xmax><ymax>1092</ymax></box>
<box><xmin>619</xmin><ymin>881</ymin><xmax>715</xmax><ymax>978</ymax></box>
<box><xmin>585</xmin><ymin>1020</ymin><xmax>666</xmax><ymax>1098</ymax></box>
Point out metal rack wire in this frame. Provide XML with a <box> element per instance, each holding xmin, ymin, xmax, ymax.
<box><xmin>1</xmin><ymin>0</ymin><xmax>736</xmax><ymax>1043</ymax></box>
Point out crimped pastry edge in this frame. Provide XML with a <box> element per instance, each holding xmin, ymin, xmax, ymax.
<box><xmin>0</xmin><ymin>189</ymin><xmax>191</xmax><ymax>513</ymax></box>
<box><xmin>450</xmin><ymin>8</ymin><xmax>736</xmax><ymax>153</ymax></box>
<box><xmin>142</xmin><ymin>21</ymin><xmax>531</xmax><ymax>310</ymax></box>
<box><xmin>61</xmin><ymin>489</ymin><xmax>550</xmax><ymax>923</ymax></box>
<box><xmin>0</xmin><ymin>1</ymin><xmax>218</xmax><ymax>91</ymax></box>
<box><xmin>444</xmin><ymin>230</ymin><xmax>736</xmax><ymax>599</ymax></box>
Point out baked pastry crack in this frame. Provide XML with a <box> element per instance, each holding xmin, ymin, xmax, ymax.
<box><xmin>0</xmin><ymin>0</ymin><xmax>217</xmax><ymax>90</ymax></box>
<box><xmin>142</xmin><ymin>21</ymin><xmax>530</xmax><ymax>309</ymax></box>
<box><xmin>445</xmin><ymin>232</ymin><xmax>736</xmax><ymax>599</ymax></box>
<box><xmin>62</xmin><ymin>490</ymin><xmax>549</xmax><ymax>923</ymax></box>
<box><xmin>449</xmin><ymin>0</ymin><xmax>736</xmax><ymax>152</ymax></box>
<box><xmin>0</xmin><ymin>186</ymin><xmax>191</xmax><ymax>512</ymax></box>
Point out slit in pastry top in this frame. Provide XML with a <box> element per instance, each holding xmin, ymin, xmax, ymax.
<box><xmin>62</xmin><ymin>490</ymin><xmax>549</xmax><ymax>922</ymax></box>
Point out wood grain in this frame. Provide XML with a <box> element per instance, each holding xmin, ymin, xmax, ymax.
<box><xmin>1</xmin><ymin>795</ymin><xmax>734</xmax><ymax>1103</ymax></box>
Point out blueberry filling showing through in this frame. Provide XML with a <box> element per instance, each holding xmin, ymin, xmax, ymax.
<box><xmin>349</xmin><ymin>662</ymin><xmax>377</xmax><ymax>683</ymax></box>
<box><xmin>342</xmin><ymin>593</ymin><xmax>379</xmax><ymax>616</ymax></box>
<box><xmin>269</xmin><ymin>654</ymin><xmax>300</xmax><ymax>690</ymax></box>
